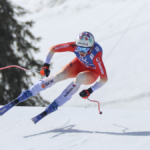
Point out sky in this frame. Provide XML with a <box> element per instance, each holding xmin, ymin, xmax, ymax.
<box><xmin>0</xmin><ymin>0</ymin><xmax>150</xmax><ymax>149</ymax></box>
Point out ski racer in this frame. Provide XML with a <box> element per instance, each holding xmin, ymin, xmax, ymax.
<box><xmin>3</xmin><ymin>31</ymin><xmax>108</xmax><ymax>115</ymax></box>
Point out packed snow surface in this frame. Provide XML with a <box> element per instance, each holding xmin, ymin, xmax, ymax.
<box><xmin>0</xmin><ymin>106</ymin><xmax>150</xmax><ymax>150</ymax></box>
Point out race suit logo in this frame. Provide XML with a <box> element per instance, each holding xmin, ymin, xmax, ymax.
<box><xmin>41</xmin><ymin>79</ymin><xmax>54</xmax><ymax>88</ymax></box>
<box><xmin>79</xmin><ymin>56</ymin><xmax>89</xmax><ymax>65</ymax></box>
<box><xmin>95</xmin><ymin>46</ymin><xmax>100</xmax><ymax>52</ymax></box>
<box><xmin>96</xmin><ymin>57</ymin><xmax>100</xmax><ymax>62</ymax></box>
<box><xmin>55</xmin><ymin>44</ymin><xmax>69</xmax><ymax>50</ymax></box>
<box><xmin>98</xmin><ymin>62</ymin><xmax>104</xmax><ymax>74</ymax></box>
<box><xmin>73</xmin><ymin>84</ymin><xmax>76</xmax><ymax>87</ymax></box>
<box><xmin>64</xmin><ymin>84</ymin><xmax>76</xmax><ymax>97</ymax></box>
<box><xmin>78</xmin><ymin>56</ymin><xmax>96</xmax><ymax>69</ymax></box>
<box><xmin>90</xmin><ymin>53</ymin><xmax>94</xmax><ymax>60</ymax></box>
<box><xmin>41</xmin><ymin>84</ymin><xmax>46</xmax><ymax>88</ymax></box>
<box><xmin>79</xmin><ymin>32</ymin><xmax>93</xmax><ymax>43</ymax></box>
<box><xmin>77</xmin><ymin>42</ymin><xmax>88</xmax><ymax>46</ymax></box>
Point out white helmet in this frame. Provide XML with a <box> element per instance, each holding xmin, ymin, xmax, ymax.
<box><xmin>75</xmin><ymin>31</ymin><xmax>95</xmax><ymax>48</ymax></box>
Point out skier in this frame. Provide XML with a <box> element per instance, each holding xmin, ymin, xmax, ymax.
<box><xmin>0</xmin><ymin>31</ymin><xmax>108</xmax><ymax>119</ymax></box>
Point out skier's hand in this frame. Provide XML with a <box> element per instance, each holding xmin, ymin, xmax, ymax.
<box><xmin>40</xmin><ymin>63</ymin><xmax>50</xmax><ymax>77</ymax></box>
<box><xmin>79</xmin><ymin>88</ymin><xmax>93</xmax><ymax>99</ymax></box>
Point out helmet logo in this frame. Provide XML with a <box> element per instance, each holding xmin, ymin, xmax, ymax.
<box><xmin>89</xmin><ymin>38</ymin><xmax>92</xmax><ymax>43</ymax></box>
<box><xmin>85</xmin><ymin>37</ymin><xmax>88</xmax><ymax>40</ymax></box>
<box><xmin>77</xmin><ymin>42</ymin><xmax>88</xmax><ymax>46</ymax></box>
<box><xmin>79</xmin><ymin>32</ymin><xmax>93</xmax><ymax>43</ymax></box>
<box><xmin>87</xmin><ymin>33</ymin><xmax>90</xmax><ymax>37</ymax></box>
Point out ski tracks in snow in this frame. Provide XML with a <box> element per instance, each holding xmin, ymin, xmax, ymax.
<box><xmin>50</xmin><ymin>117</ymin><xmax>71</xmax><ymax>130</ymax></box>
<box><xmin>0</xmin><ymin>117</ymin><xmax>24</xmax><ymax>134</ymax></box>
<box><xmin>23</xmin><ymin>117</ymin><xmax>71</xmax><ymax>139</ymax></box>
<box><xmin>57</xmin><ymin>130</ymin><xmax>96</xmax><ymax>150</ymax></box>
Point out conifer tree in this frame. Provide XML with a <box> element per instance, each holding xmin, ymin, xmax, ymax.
<box><xmin>0</xmin><ymin>0</ymin><xmax>49</xmax><ymax>106</ymax></box>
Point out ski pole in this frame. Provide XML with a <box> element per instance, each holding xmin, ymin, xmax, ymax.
<box><xmin>87</xmin><ymin>98</ymin><xmax>102</xmax><ymax>114</ymax></box>
<box><xmin>0</xmin><ymin>65</ymin><xmax>40</xmax><ymax>74</ymax></box>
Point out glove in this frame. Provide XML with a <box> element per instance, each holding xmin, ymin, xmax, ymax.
<box><xmin>79</xmin><ymin>87</ymin><xmax>93</xmax><ymax>99</ymax></box>
<box><xmin>40</xmin><ymin>63</ymin><xmax>50</xmax><ymax>77</ymax></box>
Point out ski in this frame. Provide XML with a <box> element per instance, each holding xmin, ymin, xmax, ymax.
<box><xmin>31</xmin><ymin>111</ymin><xmax>48</xmax><ymax>124</ymax></box>
<box><xmin>0</xmin><ymin>99</ymin><xmax>19</xmax><ymax>116</ymax></box>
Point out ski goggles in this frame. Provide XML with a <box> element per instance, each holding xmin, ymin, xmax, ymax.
<box><xmin>76</xmin><ymin>46</ymin><xmax>91</xmax><ymax>53</ymax></box>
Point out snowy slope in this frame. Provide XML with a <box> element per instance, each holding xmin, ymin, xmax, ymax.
<box><xmin>0</xmin><ymin>106</ymin><xmax>150</xmax><ymax>150</ymax></box>
<box><xmin>9</xmin><ymin>0</ymin><xmax>150</xmax><ymax>108</ymax></box>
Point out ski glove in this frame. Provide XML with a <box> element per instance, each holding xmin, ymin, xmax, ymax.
<box><xmin>40</xmin><ymin>63</ymin><xmax>50</xmax><ymax>77</ymax></box>
<box><xmin>79</xmin><ymin>88</ymin><xmax>93</xmax><ymax>99</ymax></box>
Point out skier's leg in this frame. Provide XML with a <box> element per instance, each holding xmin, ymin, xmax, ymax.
<box><xmin>46</xmin><ymin>81</ymin><xmax>81</xmax><ymax>113</ymax></box>
<box><xmin>44</xmin><ymin>58</ymin><xmax>85</xmax><ymax>113</ymax></box>
<box><xmin>28</xmin><ymin>57</ymin><xmax>82</xmax><ymax>97</ymax></box>
<box><xmin>17</xmin><ymin>58</ymin><xmax>82</xmax><ymax>103</ymax></box>
<box><xmin>17</xmin><ymin>75</ymin><xmax>58</xmax><ymax>102</ymax></box>
<box><xmin>29</xmin><ymin>75</ymin><xmax>58</xmax><ymax>96</ymax></box>
<box><xmin>46</xmin><ymin>70</ymin><xmax>99</xmax><ymax>113</ymax></box>
<box><xmin>17</xmin><ymin>71</ymin><xmax>69</xmax><ymax>102</ymax></box>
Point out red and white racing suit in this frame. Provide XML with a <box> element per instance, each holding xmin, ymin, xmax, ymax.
<box><xmin>29</xmin><ymin>41</ymin><xmax>108</xmax><ymax>106</ymax></box>
<box><xmin>48</xmin><ymin>42</ymin><xmax>108</xmax><ymax>85</ymax></box>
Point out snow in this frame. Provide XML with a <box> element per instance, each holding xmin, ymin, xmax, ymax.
<box><xmin>0</xmin><ymin>0</ymin><xmax>150</xmax><ymax>149</ymax></box>
<box><xmin>0</xmin><ymin>106</ymin><xmax>150</xmax><ymax>150</ymax></box>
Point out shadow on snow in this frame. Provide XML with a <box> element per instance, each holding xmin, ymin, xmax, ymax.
<box><xmin>24</xmin><ymin>125</ymin><xmax>150</xmax><ymax>138</ymax></box>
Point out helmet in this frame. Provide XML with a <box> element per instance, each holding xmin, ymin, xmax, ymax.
<box><xmin>75</xmin><ymin>31</ymin><xmax>95</xmax><ymax>53</ymax></box>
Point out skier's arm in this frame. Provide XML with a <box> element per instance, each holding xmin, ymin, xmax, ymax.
<box><xmin>45</xmin><ymin>42</ymin><xmax>76</xmax><ymax>64</ymax></box>
<box><xmin>91</xmin><ymin>51</ymin><xmax>108</xmax><ymax>91</ymax></box>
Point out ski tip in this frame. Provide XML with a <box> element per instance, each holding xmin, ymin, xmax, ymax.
<box><xmin>0</xmin><ymin>112</ymin><xmax>5</xmax><ymax>116</ymax></box>
<box><xmin>31</xmin><ymin>117</ymin><xmax>38</xmax><ymax>124</ymax></box>
<box><xmin>0</xmin><ymin>108</ymin><xmax>6</xmax><ymax>116</ymax></box>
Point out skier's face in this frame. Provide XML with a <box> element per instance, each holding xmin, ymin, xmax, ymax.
<box><xmin>79</xmin><ymin>52</ymin><xmax>88</xmax><ymax>57</ymax></box>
